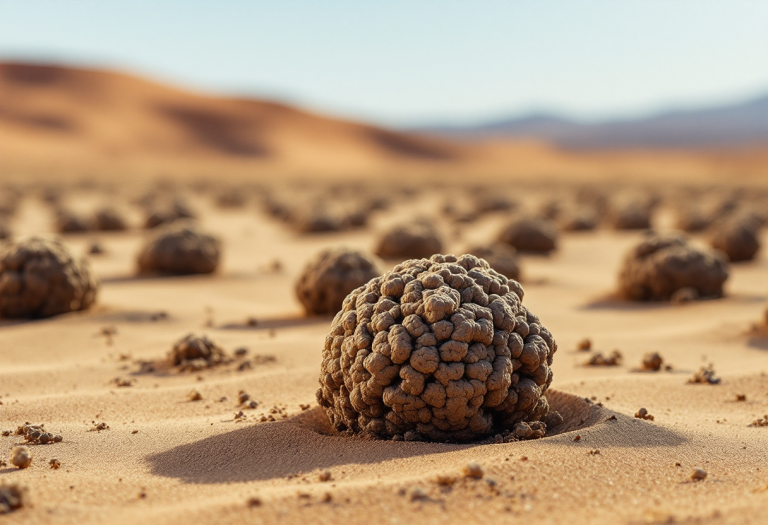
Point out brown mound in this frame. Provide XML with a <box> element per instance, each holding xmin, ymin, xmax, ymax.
<box><xmin>316</xmin><ymin>253</ymin><xmax>555</xmax><ymax>442</ymax></box>
<box><xmin>465</xmin><ymin>243</ymin><xmax>521</xmax><ymax>280</ymax></box>
<box><xmin>709</xmin><ymin>216</ymin><xmax>761</xmax><ymax>262</ymax></box>
<box><xmin>0</xmin><ymin>236</ymin><xmax>99</xmax><ymax>318</ymax></box>
<box><xmin>496</xmin><ymin>217</ymin><xmax>558</xmax><ymax>254</ymax></box>
<box><xmin>374</xmin><ymin>221</ymin><xmax>444</xmax><ymax>260</ymax></box>
<box><xmin>137</xmin><ymin>221</ymin><xmax>220</xmax><ymax>275</ymax></box>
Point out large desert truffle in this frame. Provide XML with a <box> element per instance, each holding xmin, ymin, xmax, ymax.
<box><xmin>618</xmin><ymin>232</ymin><xmax>729</xmax><ymax>301</ymax></box>
<box><xmin>316</xmin><ymin>254</ymin><xmax>556</xmax><ymax>442</ymax></box>
<box><xmin>0</xmin><ymin>237</ymin><xmax>99</xmax><ymax>318</ymax></box>
<box><xmin>296</xmin><ymin>247</ymin><xmax>383</xmax><ymax>315</ymax></box>
<box><xmin>466</xmin><ymin>243</ymin><xmax>520</xmax><ymax>280</ymax></box>
<box><xmin>374</xmin><ymin>221</ymin><xmax>443</xmax><ymax>260</ymax></box>
<box><xmin>497</xmin><ymin>217</ymin><xmax>557</xmax><ymax>254</ymax></box>
<box><xmin>137</xmin><ymin>222</ymin><xmax>220</xmax><ymax>275</ymax></box>
<box><xmin>709</xmin><ymin>217</ymin><xmax>761</xmax><ymax>262</ymax></box>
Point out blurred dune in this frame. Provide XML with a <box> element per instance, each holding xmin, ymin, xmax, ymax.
<box><xmin>1</xmin><ymin>61</ymin><xmax>768</xmax><ymax>186</ymax></box>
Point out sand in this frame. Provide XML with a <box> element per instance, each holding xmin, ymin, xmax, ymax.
<box><xmin>0</xmin><ymin>184</ymin><xmax>767</xmax><ymax>525</ymax></box>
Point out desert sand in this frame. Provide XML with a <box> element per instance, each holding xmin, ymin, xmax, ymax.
<box><xmin>1</xmin><ymin>63</ymin><xmax>768</xmax><ymax>525</ymax></box>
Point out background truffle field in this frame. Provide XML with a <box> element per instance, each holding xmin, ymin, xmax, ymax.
<box><xmin>0</xmin><ymin>177</ymin><xmax>767</xmax><ymax>525</ymax></box>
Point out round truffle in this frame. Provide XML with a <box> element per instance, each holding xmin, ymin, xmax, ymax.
<box><xmin>374</xmin><ymin>221</ymin><xmax>444</xmax><ymax>260</ymax></box>
<box><xmin>0</xmin><ymin>237</ymin><xmax>99</xmax><ymax>318</ymax></box>
<box><xmin>709</xmin><ymin>217</ymin><xmax>761</xmax><ymax>262</ymax></box>
<box><xmin>496</xmin><ymin>217</ymin><xmax>557</xmax><ymax>254</ymax></box>
<box><xmin>607</xmin><ymin>198</ymin><xmax>651</xmax><ymax>230</ymax></box>
<box><xmin>316</xmin><ymin>253</ymin><xmax>557</xmax><ymax>442</ymax></box>
<box><xmin>466</xmin><ymin>243</ymin><xmax>520</xmax><ymax>280</ymax></box>
<box><xmin>93</xmin><ymin>208</ymin><xmax>127</xmax><ymax>231</ymax></box>
<box><xmin>618</xmin><ymin>232</ymin><xmax>729</xmax><ymax>301</ymax></box>
<box><xmin>137</xmin><ymin>222</ymin><xmax>221</xmax><ymax>275</ymax></box>
<box><xmin>295</xmin><ymin>247</ymin><xmax>383</xmax><ymax>315</ymax></box>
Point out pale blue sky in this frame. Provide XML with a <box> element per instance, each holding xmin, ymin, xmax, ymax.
<box><xmin>1</xmin><ymin>1</ymin><xmax>767</xmax><ymax>126</ymax></box>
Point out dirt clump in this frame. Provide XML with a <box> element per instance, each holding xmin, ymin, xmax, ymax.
<box><xmin>137</xmin><ymin>221</ymin><xmax>221</xmax><ymax>275</ymax></box>
<box><xmin>585</xmin><ymin>350</ymin><xmax>622</xmax><ymax>367</ymax></box>
<box><xmin>465</xmin><ymin>243</ymin><xmax>520</xmax><ymax>281</ymax></box>
<box><xmin>709</xmin><ymin>216</ymin><xmax>761</xmax><ymax>262</ymax></box>
<box><xmin>374</xmin><ymin>221</ymin><xmax>444</xmax><ymax>260</ymax></box>
<box><xmin>688</xmin><ymin>364</ymin><xmax>721</xmax><ymax>385</ymax></box>
<box><xmin>0</xmin><ymin>237</ymin><xmax>99</xmax><ymax>318</ymax></box>
<box><xmin>170</xmin><ymin>333</ymin><xmax>229</xmax><ymax>372</ymax></box>
<box><xmin>0</xmin><ymin>484</ymin><xmax>25</xmax><ymax>514</ymax></box>
<box><xmin>749</xmin><ymin>415</ymin><xmax>768</xmax><ymax>427</ymax></box>
<box><xmin>577</xmin><ymin>338</ymin><xmax>592</xmax><ymax>351</ymax></box>
<box><xmin>15</xmin><ymin>423</ymin><xmax>63</xmax><ymax>444</ymax></box>
<box><xmin>462</xmin><ymin>461</ymin><xmax>484</xmax><ymax>479</ymax></box>
<box><xmin>316</xmin><ymin>253</ymin><xmax>557</xmax><ymax>442</ymax></box>
<box><xmin>618</xmin><ymin>232</ymin><xmax>728</xmax><ymax>301</ymax></box>
<box><xmin>295</xmin><ymin>247</ymin><xmax>383</xmax><ymax>315</ymax></box>
<box><xmin>634</xmin><ymin>408</ymin><xmax>654</xmax><ymax>421</ymax></box>
<box><xmin>691</xmin><ymin>468</ymin><xmax>707</xmax><ymax>481</ymax></box>
<box><xmin>497</xmin><ymin>217</ymin><xmax>558</xmax><ymax>254</ymax></box>
<box><xmin>641</xmin><ymin>352</ymin><xmax>664</xmax><ymax>371</ymax></box>
<box><xmin>10</xmin><ymin>446</ymin><xmax>32</xmax><ymax>469</ymax></box>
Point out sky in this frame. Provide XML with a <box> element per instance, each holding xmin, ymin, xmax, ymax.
<box><xmin>1</xmin><ymin>1</ymin><xmax>767</xmax><ymax>127</ymax></box>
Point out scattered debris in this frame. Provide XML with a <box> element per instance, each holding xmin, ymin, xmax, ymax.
<box><xmin>299</xmin><ymin>403</ymin><xmax>311</xmax><ymax>411</ymax></box>
<box><xmin>577</xmin><ymin>338</ymin><xmax>592</xmax><ymax>351</ymax></box>
<box><xmin>49</xmin><ymin>458</ymin><xmax>61</xmax><ymax>469</ymax></box>
<box><xmin>111</xmin><ymin>377</ymin><xmax>134</xmax><ymax>388</ymax></box>
<box><xmin>691</xmin><ymin>468</ymin><xmax>708</xmax><ymax>481</ymax></box>
<box><xmin>150</xmin><ymin>311</ymin><xmax>168</xmax><ymax>322</ymax></box>
<box><xmin>573</xmin><ymin>434</ymin><xmax>582</xmax><ymax>442</ymax></box>
<box><xmin>90</xmin><ymin>422</ymin><xmax>110</xmax><ymax>432</ymax></box>
<box><xmin>409</xmin><ymin>487</ymin><xmax>428</xmax><ymax>501</ymax></box>
<box><xmin>585</xmin><ymin>350</ymin><xmax>623</xmax><ymax>367</ymax></box>
<box><xmin>238</xmin><ymin>391</ymin><xmax>251</xmax><ymax>405</ymax></box>
<box><xmin>169</xmin><ymin>334</ymin><xmax>229</xmax><ymax>372</ymax></box>
<box><xmin>688</xmin><ymin>364</ymin><xmax>721</xmax><ymax>385</ymax></box>
<box><xmin>10</xmin><ymin>446</ymin><xmax>32</xmax><ymax>469</ymax></box>
<box><xmin>588</xmin><ymin>449</ymin><xmax>601</xmax><ymax>455</ymax></box>
<box><xmin>101</xmin><ymin>326</ymin><xmax>118</xmax><ymax>345</ymax></box>
<box><xmin>462</xmin><ymin>462</ymin><xmax>484</xmax><ymax>479</ymax></box>
<box><xmin>14</xmin><ymin>423</ymin><xmax>62</xmax><ymax>444</ymax></box>
<box><xmin>435</xmin><ymin>475</ymin><xmax>456</xmax><ymax>487</ymax></box>
<box><xmin>735</xmin><ymin>394</ymin><xmax>747</xmax><ymax>402</ymax></box>
<box><xmin>0</xmin><ymin>484</ymin><xmax>25</xmax><ymax>514</ymax></box>
<box><xmin>247</xmin><ymin>496</ymin><xmax>262</xmax><ymax>508</ymax></box>
<box><xmin>634</xmin><ymin>408</ymin><xmax>655</xmax><ymax>421</ymax></box>
<box><xmin>749</xmin><ymin>415</ymin><xmax>768</xmax><ymax>427</ymax></box>
<box><xmin>234</xmin><ymin>347</ymin><xmax>248</xmax><ymax>357</ymax></box>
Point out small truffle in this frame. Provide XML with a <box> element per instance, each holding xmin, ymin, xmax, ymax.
<box><xmin>709</xmin><ymin>217</ymin><xmax>761</xmax><ymax>262</ymax></box>
<box><xmin>606</xmin><ymin>197</ymin><xmax>651</xmax><ymax>230</ymax></box>
<box><xmin>295</xmin><ymin>247</ymin><xmax>383</xmax><ymax>315</ymax></box>
<box><xmin>93</xmin><ymin>208</ymin><xmax>128</xmax><ymax>231</ymax></box>
<box><xmin>374</xmin><ymin>221</ymin><xmax>444</xmax><ymax>260</ymax></box>
<box><xmin>0</xmin><ymin>237</ymin><xmax>99</xmax><ymax>318</ymax></box>
<box><xmin>641</xmin><ymin>352</ymin><xmax>663</xmax><ymax>372</ymax></box>
<box><xmin>618</xmin><ymin>232</ymin><xmax>728</xmax><ymax>301</ymax></box>
<box><xmin>170</xmin><ymin>333</ymin><xmax>228</xmax><ymax>371</ymax></box>
<box><xmin>316</xmin><ymin>254</ymin><xmax>556</xmax><ymax>442</ymax></box>
<box><xmin>497</xmin><ymin>217</ymin><xmax>558</xmax><ymax>254</ymax></box>
<box><xmin>10</xmin><ymin>446</ymin><xmax>32</xmax><ymax>469</ymax></box>
<box><xmin>466</xmin><ymin>243</ymin><xmax>521</xmax><ymax>281</ymax></box>
<box><xmin>137</xmin><ymin>221</ymin><xmax>221</xmax><ymax>275</ymax></box>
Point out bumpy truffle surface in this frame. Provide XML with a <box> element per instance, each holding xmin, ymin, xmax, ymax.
<box><xmin>466</xmin><ymin>243</ymin><xmax>520</xmax><ymax>281</ymax></box>
<box><xmin>497</xmin><ymin>217</ymin><xmax>558</xmax><ymax>254</ymax></box>
<box><xmin>709</xmin><ymin>217</ymin><xmax>761</xmax><ymax>262</ymax></box>
<box><xmin>296</xmin><ymin>247</ymin><xmax>383</xmax><ymax>315</ymax></box>
<box><xmin>316</xmin><ymin>254</ymin><xmax>557</xmax><ymax>442</ymax></box>
<box><xmin>375</xmin><ymin>221</ymin><xmax>443</xmax><ymax>260</ymax></box>
<box><xmin>137</xmin><ymin>222</ymin><xmax>220</xmax><ymax>275</ymax></box>
<box><xmin>0</xmin><ymin>237</ymin><xmax>99</xmax><ymax>318</ymax></box>
<box><xmin>618</xmin><ymin>232</ymin><xmax>728</xmax><ymax>301</ymax></box>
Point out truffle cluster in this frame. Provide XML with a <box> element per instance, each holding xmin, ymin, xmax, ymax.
<box><xmin>0</xmin><ymin>237</ymin><xmax>99</xmax><ymax>318</ymax></box>
<box><xmin>316</xmin><ymin>254</ymin><xmax>557</xmax><ymax>442</ymax></box>
<box><xmin>618</xmin><ymin>232</ymin><xmax>728</xmax><ymax>301</ymax></box>
<box><xmin>137</xmin><ymin>222</ymin><xmax>221</xmax><ymax>275</ymax></box>
<box><xmin>295</xmin><ymin>247</ymin><xmax>383</xmax><ymax>315</ymax></box>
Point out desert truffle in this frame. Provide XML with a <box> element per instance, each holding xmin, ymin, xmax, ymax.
<box><xmin>0</xmin><ymin>237</ymin><xmax>99</xmax><ymax>318</ymax></box>
<box><xmin>466</xmin><ymin>243</ymin><xmax>520</xmax><ymax>281</ymax></box>
<box><xmin>709</xmin><ymin>217</ymin><xmax>761</xmax><ymax>262</ymax></box>
<box><xmin>497</xmin><ymin>217</ymin><xmax>558</xmax><ymax>254</ymax></box>
<box><xmin>374</xmin><ymin>221</ymin><xmax>444</xmax><ymax>260</ymax></box>
<box><xmin>295</xmin><ymin>247</ymin><xmax>383</xmax><ymax>315</ymax></box>
<box><xmin>618</xmin><ymin>232</ymin><xmax>728</xmax><ymax>301</ymax></box>
<box><xmin>170</xmin><ymin>334</ymin><xmax>228</xmax><ymax>371</ymax></box>
<box><xmin>316</xmin><ymin>253</ymin><xmax>556</xmax><ymax>442</ymax></box>
<box><xmin>93</xmin><ymin>208</ymin><xmax>127</xmax><ymax>231</ymax></box>
<box><xmin>137</xmin><ymin>221</ymin><xmax>220</xmax><ymax>275</ymax></box>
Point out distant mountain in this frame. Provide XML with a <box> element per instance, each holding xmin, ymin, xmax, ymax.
<box><xmin>415</xmin><ymin>95</ymin><xmax>768</xmax><ymax>149</ymax></box>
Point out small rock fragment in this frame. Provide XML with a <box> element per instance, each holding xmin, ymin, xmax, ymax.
<box><xmin>10</xmin><ymin>446</ymin><xmax>32</xmax><ymax>469</ymax></box>
<box><xmin>641</xmin><ymin>352</ymin><xmax>664</xmax><ymax>372</ymax></box>
<box><xmin>585</xmin><ymin>350</ymin><xmax>622</xmax><ymax>367</ymax></box>
<box><xmin>688</xmin><ymin>364</ymin><xmax>721</xmax><ymax>385</ymax></box>
<box><xmin>462</xmin><ymin>461</ymin><xmax>484</xmax><ymax>479</ymax></box>
<box><xmin>318</xmin><ymin>470</ymin><xmax>332</xmax><ymax>482</ymax></box>
<box><xmin>188</xmin><ymin>389</ymin><xmax>203</xmax><ymax>401</ymax></box>
<box><xmin>634</xmin><ymin>408</ymin><xmax>655</xmax><ymax>421</ymax></box>
<box><xmin>49</xmin><ymin>458</ymin><xmax>61</xmax><ymax>469</ymax></box>
<box><xmin>749</xmin><ymin>415</ymin><xmax>768</xmax><ymax>427</ymax></box>
<box><xmin>577</xmin><ymin>338</ymin><xmax>592</xmax><ymax>351</ymax></box>
<box><xmin>691</xmin><ymin>468</ymin><xmax>707</xmax><ymax>481</ymax></box>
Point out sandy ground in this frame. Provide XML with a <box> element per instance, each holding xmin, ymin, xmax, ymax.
<box><xmin>1</xmin><ymin>189</ymin><xmax>768</xmax><ymax>525</ymax></box>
